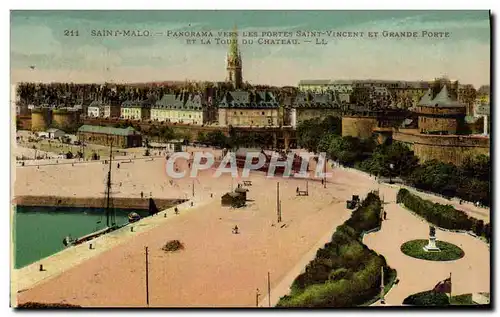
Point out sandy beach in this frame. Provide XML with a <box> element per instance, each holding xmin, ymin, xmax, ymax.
<box><xmin>13</xmin><ymin>148</ymin><xmax>490</xmax><ymax>307</ymax></box>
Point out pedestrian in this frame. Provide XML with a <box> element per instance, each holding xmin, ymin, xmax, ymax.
<box><xmin>117</xmin><ymin>163</ymin><xmax>120</xmax><ymax>169</ymax></box>
<box><xmin>174</xmin><ymin>207</ymin><xmax>179</xmax><ymax>215</ymax></box>
<box><xmin>383</xmin><ymin>211</ymin><xmax>387</xmax><ymax>220</ymax></box>
<box><xmin>141</xmin><ymin>191</ymin><xmax>144</xmax><ymax>198</ymax></box>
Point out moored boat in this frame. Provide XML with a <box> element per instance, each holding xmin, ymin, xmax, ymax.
<box><xmin>128</xmin><ymin>212</ymin><xmax>141</xmax><ymax>223</ymax></box>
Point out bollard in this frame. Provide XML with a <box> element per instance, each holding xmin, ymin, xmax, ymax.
<box><xmin>39</xmin><ymin>264</ymin><xmax>43</xmax><ymax>271</ymax></box>
<box><xmin>131</xmin><ymin>226</ymin><xmax>134</xmax><ymax>232</ymax></box>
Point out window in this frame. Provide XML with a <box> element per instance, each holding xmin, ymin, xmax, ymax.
<box><xmin>240</xmin><ymin>112</ymin><xmax>243</xmax><ymax>115</ymax></box>
<box><xmin>262</xmin><ymin>112</ymin><xmax>265</xmax><ymax>115</ymax></box>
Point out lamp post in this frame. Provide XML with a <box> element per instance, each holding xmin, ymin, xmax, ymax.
<box><xmin>389</xmin><ymin>163</ymin><xmax>394</xmax><ymax>184</ymax></box>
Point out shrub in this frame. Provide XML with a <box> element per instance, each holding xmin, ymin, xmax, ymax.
<box><xmin>277</xmin><ymin>191</ymin><xmax>394</xmax><ymax>307</ymax></box>
<box><xmin>17</xmin><ymin>302</ymin><xmax>81</xmax><ymax>308</ymax></box>
<box><xmin>161</xmin><ymin>240</ymin><xmax>184</xmax><ymax>252</ymax></box>
<box><xmin>397</xmin><ymin>189</ymin><xmax>474</xmax><ymax>231</ymax></box>
<box><xmin>403</xmin><ymin>291</ymin><xmax>450</xmax><ymax>306</ymax></box>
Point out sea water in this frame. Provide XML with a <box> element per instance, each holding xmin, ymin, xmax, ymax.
<box><xmin>13</xmin><ymin>206</ymin><xmax>150</xmax><ymax>269</ymax></box>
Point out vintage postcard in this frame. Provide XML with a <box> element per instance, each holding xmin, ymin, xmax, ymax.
<box><xmin>11</xmin><ymin>10</ymin><xmax>491</xmax><ymax>308</ymax></box>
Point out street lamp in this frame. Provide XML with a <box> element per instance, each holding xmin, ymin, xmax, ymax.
<box><xmin>389</xmin><ymin>163</ymin><xmax>394</xmax><ymax>184</ymax></box>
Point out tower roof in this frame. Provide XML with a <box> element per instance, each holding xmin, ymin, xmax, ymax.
<box><xmin>417</xmin><ymin>88</ymin><xmax>433</xmax><ymax>106</ymax></box>
<box><xmin>229</xmin><ymin>25</ymin><xmax>239</xmax><ymax>58</ymax></box>
<box><xmin>429</xmin><ymin>85</ymin><xmax>463</xmax><ymax>108</ymax></box>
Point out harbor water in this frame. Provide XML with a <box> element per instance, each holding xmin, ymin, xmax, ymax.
<box><xmin>13</xmin><ymin>206</ymin><xmax>150</xmax><ymax>269</ymax></box>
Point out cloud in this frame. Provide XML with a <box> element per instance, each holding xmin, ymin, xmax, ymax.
<box><xmin>10</xmin><ymin>12</ymin><xmax>490</xmax><ymax>87</ymax></box>
<box><xmin>10</xmin><ymin>25</ymin><xmax>62</xmax><ymax>56</ymax></box>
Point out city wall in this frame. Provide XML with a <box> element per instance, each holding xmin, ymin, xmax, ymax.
<box><xmin>81</xmin><ymin>118</ymin><xmax>296</xmax><ymax>146</ymax></box>
<box><xmin>52</xmin><ymin>109</ymin><xmax>80</xmax><ymax>132</ymax></box>
<box><xmin>341</xmin><ymin>116</ymin><xmax>378</xmax><ymax>139</ymax></box>
<box><xmin>393</xmin><ymin>130</ymin><xmax>490</xmax><ymax>165</ymax></box>
<box><xmin>30</xmin><ymin>109</ymin><xmax>51</xmax><ymax>132</ymax></box>
<box><xmin>17</xmin><ymin>115</ymin><xmax>31</xmax><ymax>130</ymax></box>
<box><xmin>13</xmin><ymin>195</ymin><xmax>186</xmax><ymax>211</ymax></box>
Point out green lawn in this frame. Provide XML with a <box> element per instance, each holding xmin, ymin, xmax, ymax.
<box><xmin>401</xmin><ymin>239</ymin><xmax>464</xmax><ymax>261</ymax></box>
<box><xmin>450</xmin><ymin>293</ymin><xmax>474</xmax><ymax>305</ymax></box>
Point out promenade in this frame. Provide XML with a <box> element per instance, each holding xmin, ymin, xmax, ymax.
<box><xmin>12</xmin><ymin>152</ymin><xmax>490</xmax><ymax>307</ymax></box>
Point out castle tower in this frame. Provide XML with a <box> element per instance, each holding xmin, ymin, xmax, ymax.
<box><xmin>416</xmin><ymin>85</ymin><xmax>466</xmax><ymax>135</ymax></box>
<box><xmin>226</xmin><ymin>25</ymin><xmax>242</xmax><ymax>89</ymax></box>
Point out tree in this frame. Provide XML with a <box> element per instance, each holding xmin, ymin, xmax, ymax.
<box><xmin>160</xmin><ymin>126</ymin><xmax>176</xmax><ymax>142</ymax></box>
<box><xmin>362</xmin><ymin>142</ymin><xmax>419</xmax><ymax>178</ymax></box>
<box><xmin>206</xmin><ymin>130</ymin><xmax>228</xmax><ymax>148</ymax></box>
<box><xmin>197</xmin><ymin>131</ymin><xmax>207</xmax><ymax>143</ymax></box>
<box><xmin>327</xmin><ymin>136</ymin><xmax>364</xmax><ymax>166</ymax></box>
<box><xmin>408</xmin><ymin>160</ymin><xmax>459</xmax><ymax>198</ymax></box>
<box><xmin>456</xmin><ymin>177</ymin><xmax>489</xmax><ymax>206</ymax></box>
<box><xmin>459</xmin><ymin>154</ymin><xmax>490</xmax><ymax>182</ymax></box>
<box><xmin>296</xmin><ymin>116</ymin><xmax>342</xmax><ymax>152</ymax></box>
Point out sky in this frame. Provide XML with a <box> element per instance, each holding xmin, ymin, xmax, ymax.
<box><xmin>10</xmin><ymin>10</ymin><xmax>491</xmax><ymax>88</ymax></box>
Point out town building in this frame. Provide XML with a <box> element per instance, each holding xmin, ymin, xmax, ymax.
<box><xmin>121</xmin><ymin>99</ymin><xmax>153</xmax><ymax>121</ymax></box>
<box><xmin>297</xmin><ymin>80</ymin><xmax>333</xmax><ymax>93</ymax></box>
<box><xmin>458</xmin><ymin>85</ymin><xmax>477</xmax><ymax>113</ymax></box>
<box><xmin>474</xmin><ymin>101</ymin><xmax>490</xmax><ymax>135</ymax></box>
<box><xmin>297</xmin><ymin>78</ymin><xmax>476</xmax><ymax>109</ymax></box>
<box><xmin>104</xmin><ymin>104</ymin><xmax>121</xmax><ymax>119</ymax></box>
<box><xmin>415</xmin><ymin>85</ymin><xmax>467</xmax><ymax>135</ymax></box>
<box><xmin>87</xmin><ymin>100</ymin><xmax>105</xmax><ymax>118</ymax></box>
<box><xmin>152</xmin><ymin>93</ymin><xmax>206</xmax><ymax>124</ymax></box>
<box><xmin>477</xmin><ymin>85</ymin><xmax>490</xmax><ymax>101</ymax></box>
<box><xmin>392</xmin><ymin>84</ymin><xmax>488</xmax><ymax>165</ymax></box>
<box><xmin>46</xmin><ymin>128</ymin><xmax>65</xmax><ymax>139</ymax></box>
<box><xmin>289</xmin><ymin>92</ymin><xmax>342</xmax><ymax>127</ymax></box>
<box><xmin>77</xmin><ymin>125</ymin><xmax>142</xmax><ymax>148</ymax></box>
<box><xmin>218</xmin><ymin>91</ymin><xmax>279</xmax><ymax>127</ymax></box>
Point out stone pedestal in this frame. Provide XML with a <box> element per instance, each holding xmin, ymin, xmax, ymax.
<box><xmin>423</xmin><ymin>236</ymin><xmax>441</xmax><ymax>252</ymax></box>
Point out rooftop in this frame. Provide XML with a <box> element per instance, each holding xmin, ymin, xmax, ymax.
<box><xmin>219</xmin><ymin>91</ymin><xmax>279</xmax><ymax>109</ymax></box>
<box><xmin>154</xmin><ymin>93</ymin><xmax>204</xmax><ymax>110</ymax></box>
<box><xmin>77</xmin><ymin>125</ymin><xmax>140</xmax><ymax>136</ymax></box>
<box><xmin>428</xmin><ymin>85</ymin><xmax>464</xmax><ymax>108</ymax></box>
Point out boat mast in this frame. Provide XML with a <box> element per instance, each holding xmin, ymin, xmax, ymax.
<box><xmin>106</xmin><ymin>141</ymin><xmax>114</xmax><ymax>227</ymax></box>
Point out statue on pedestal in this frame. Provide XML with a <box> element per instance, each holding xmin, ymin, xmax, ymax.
<box><xmin>423</xmin><ymin>225</ymin><xmax>440</xmax><ymax>252</ymax></box>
